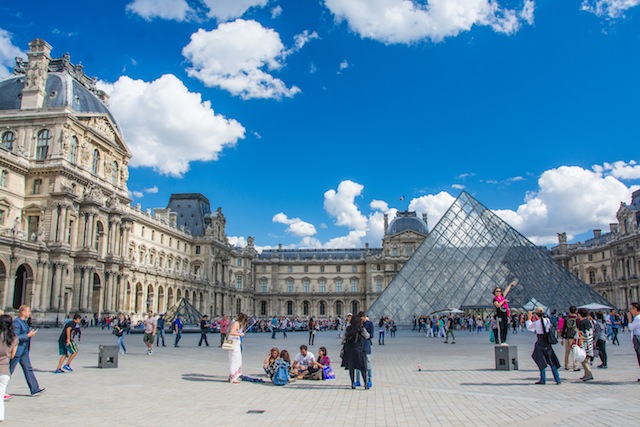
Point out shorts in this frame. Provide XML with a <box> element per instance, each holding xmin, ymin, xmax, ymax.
<box><xmin>58</xmin><ymin>341</ymin><xmax>78</xmax><ymax>356</ymax></box>
<box><xmin>143</xmin><ymin>333</ymin><xmax>155</xmax><ymax>344</ymax></box>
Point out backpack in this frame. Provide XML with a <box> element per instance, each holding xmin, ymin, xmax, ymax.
<box><xmin>272</xmin><ymin>360</ymin><xmax>290</xmax><ymax>386</ymax></box>
<box><xmin>562</xmin><ymin>317</ymin><xmax>576</xmax><ymax>339</ymax></box>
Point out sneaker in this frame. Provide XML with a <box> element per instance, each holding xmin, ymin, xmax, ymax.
<box><xmin>3</xmin><ymin>394</ymin><xmax>13</xmax><ymax>401</ymax></box>
<box><xmin>581</xmin><ymin>376</ymin><xmax>594</xmax><ymax>381</ymax></box>
<box><xmin>367</xmin><ymin>381</ymin><xmax>372</xmax><ymax>388</ymax></box>
<box><xmin>573</xmin><ymin>368</ymin><xmax>581</xmax><ymax>372</ymax></box>
<box><xmin>31</xmin><ymin>389</ymin><xmax>45</xmax><ymax>397</ymax></box>
<box><xmin>54</xmin><ymin>369</ymin><xmax>65</xmax><ymax>374</ymax></box>
<box><xmin>62</xmin><ymin>364</ymin><xmax>73</xmax><ymax>371</ymax></box>
<box><xmin>353</xmin><ymin>381</ymin><xmax>361</xmax><ymax>387</ymax></box>
<box><xmin>147</xmin><ymin>350</ymin><xmax>153</xmax><ymax>355</ymax></box>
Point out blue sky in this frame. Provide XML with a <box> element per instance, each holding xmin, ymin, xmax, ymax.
<box><xmin>1</xmin><ymin>0</ymin><xmax>640</xmax><ymax>250</ymax></box>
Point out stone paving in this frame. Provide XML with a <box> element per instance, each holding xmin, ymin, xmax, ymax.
<box><xmin>6</xmin><ymin>326</ymin><xmax>640</xmax><ymax>426</ymax></box>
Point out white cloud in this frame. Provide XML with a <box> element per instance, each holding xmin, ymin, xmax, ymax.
<box><xmin>227</xmin><ymin>236</ymin><xmax>247</xmax><ymax>247</ymax></box>
<box><xmin>182</xmin><ymin>20</ymin><xmax>302</xmax><ymax>100</ymax></box>
<box><xmin>98</xmin><ymin>74</ymin><xmax>245</xmax><ymax>177</ymax></box>
<box><xmin>288</xmin><ymin>30</ymin><xmax>320</xmax><ymax>55</ymax></box>
<box><xmin>370</xmin><ymin>199</ymin><xmax>389</xmax><ymax>211</ymax></box>
<box><xmin>131</xmin><ymin>190</ymin><xmax>144</xmax><ymax>198</ymax></box>
<box><xmin>324</xmin><ymin>180</ymin><xmax>369</xmax><ymax>230</ymax></box>
<box><xmin>409</xmin><ymin>191</ymin><xmax>456</xmax><ymax>230</ymax></box>
<box><xmin>339</xmin><ymin>60</ymin><xmax>349</xmax><ymax>71</ymax></box>
<box><xmin>201</xmin><ymin>0</ymin><xmax>269</xmax><ymax>21</ymax></box>
<box><xmin>581</xmin><ymin>0</ymin><xmax>640</xmax><ymax>19</ymax></box>
<box><xmin>126</xmin><ymin>0</ymin><xmax>192</xmax><ymax>21</ymax></box>
<box><xmin>593</xmin><ymin>160</ymin><xmax>640</xmax><ymax>180</ymax></box>
<box><xmin>507</xmin><ymin>176</ymin><xmax>525</xmax><ymax>182</ymax></box>
<box><xmin>452</xmin><ymin>184</ymin><xmax>465</xmax><ymax>190</ymax></box>
<box><xmin>323</xmin><ymin>0</ymin><xmax>534</xmax><ymax>44</ymax></box>
<box><xmin>271</xmin><ymin>5</ymin><xmax>283</xmax><ymax>18</ymax></box>
<box><xmin>272</xmin><ymin>212</ymin><xmax>317</xmax><ymax>237</ymax></box>
<box><xmin>493</xmin><ymin>164</ymin><xmax>638</xmax><ymax>245</ymax></box>
<box><xmin>0</xmin><ymin>29</ymin><xmax>24</xmax><ymax>78</ymax></box>
<box><xmin>457</xmin><ymin>172</ymin><xmax>476</xmax><ymax>179</ymax></box>
<box><xmin>144</xmin><ymin>186</ymin><xmax>159</xmax><ymax>194</ymax></box>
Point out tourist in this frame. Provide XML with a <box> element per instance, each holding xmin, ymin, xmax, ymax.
<box><xmin>378</xmin><ymin>317</ymin><xmax>386</xmax><ymax>345</ymax></box>
<box><xmin>313</xmin><ymin>346</ymin><xmax>331</xmax><ymax>379</ymax></box>
<box><xmin>143</xmin><ymin>310</ymin><xmax>157</xmax><ymax>355</ymax></box>
<box><xmin>114</xmin><ymin>313</ymin><xmax>130</xmax><ymax>355</ymax></box>
<box><xmin>0</xmin><ymin>314</ymin><xmax>17</xmax><ymax>420</ymax></box>
<box><xmin>198</xmin><ymin>315</ymin><xmax>210</xmax><ymax>347</ymax></box>
<box><xmin>594</xmin><ymin>312</ymin><xmax>608</xmax><ymax>369</ymax></box>
<box><xmin>55</xmin><ymin>314</ymin><xmax>81</xmax><ymax>373</ymax></box>
<box><xmin>228</xmin><ymin>313</ymin><xmax>248</xmax><ymax>383</ymax></box>
<box><xmin>172</xmin><ymin>314</ymin><xmax>183</xmax><ymax>348</ymax></box>
<box><xmin>342</xmin><ymin>313</ymin><xmax>369</xmax><ymax>389</ymax></box>
<box><xmin>156</xmin><ymin>314</ymin><xmax>166</xmax><ymax>347</ymax></box>
<box><xmin>292</xmin><ymin>345</ymin><xmax>316</xmax><ymax>379</ymax></box>
<box><xmin>10</xmin><ymin>305</ymin><xmax>44</xmax><ymax>397</ymax></box>
<box><xmin>444</xmin><ymin>315</ymin><xmax>456</xmax><ymax>344</ymax></box>
<box><xmin>627</xmin><ymin>302</ymin><xmax>640</xmax><ymax>381</ymax></box>
<box><xmin>355</xmin><ymin>312</ymin><xmax>374</xmax><ymax>388</ymax></box>
<box><xmin>477</xmin><ymin>315</ymin><xmax>483</xmax><ymax>333</ymax></box>
<box><xmin>611</xmin><ymin>309</ymin><xmax>621</xmax><ymax>346</ymax></box>
<box><xmin>336</xmin><ymin>315</ymin><xmax>344</xmax><ymax>339</ymax></box>
<box><xmin>270</xmin><ymin>315</ymin><xmax>278</xmax><ymax>339</ymax></box>
<box><xmin>263</xmin><ymin>347</ymin><xmax>280</xmax><ymax>379</ymax></box>
<box><xmin>576</xmin><ymin>308</ymin><xmax>594</xmax><ymax>381</ymax></box>
<box><xmin>279</xmin><ymin>317</ymin><xmax>288</xmax><ymax>339</ymax></box>
<box><xmin>492</xmin><ymin>279</ymin><xmax>517</xmax><ymax>345</ymax></box>
<box><xmin>526</xmin><ymin>308</ymin><xmax>561</xmax><ymax>385</ymax></box>
<box><xmin>219</xmin><ymin>314</ymin><xmax>230</xmax><ymax>347</ymax></box>
<box><xmin>308</xmin><ymin>317</ymin><xmax>316</xmax><ymax>346</ymax></box>
<box><xmin>437</xmin><ymin>316</ymin><xmax>446</xmax><ymax>338</ymax></box>
<box><xmin>561</xmin><ymin>306</ymin><xmax>579</xmax><ymax>371</ymax></box>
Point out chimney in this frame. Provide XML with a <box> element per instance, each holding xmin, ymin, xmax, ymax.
<box><xmin>610</xmin><ymin>223</ymin><xmax>619</xmax><ymax>234</ymax></box>
<box><xmin>422</xmin><ymin>213</ymin><xmax>428</xmax><ymax>230</ymax></box>
<box><xmin>278</xmin><ymin>243</ymin><xmax>282</xmax><ymax>250</ymax></box>
<box><xmin>20</xmin><ymin>39</ymin><xmax>52</xmax><ymax>110</ymax></box>
<box><xmin>593</xmin><ymin>229</ymin><xmax>601</xmax><ymax>238</ymax></box>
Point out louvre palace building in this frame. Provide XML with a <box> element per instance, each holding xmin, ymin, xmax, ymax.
<box><xmin>0</xmin><ymin>39</ymin><xmax>429</xmax><ymax>322</ymax></box>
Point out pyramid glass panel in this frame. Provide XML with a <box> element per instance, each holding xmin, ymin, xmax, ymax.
<box><xmin>368</xmin><ymin>191</ymin><xmax>611</xmax><ymax>324</ymax></box>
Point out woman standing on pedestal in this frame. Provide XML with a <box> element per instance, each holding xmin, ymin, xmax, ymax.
<box><xmin>492</xmin><ymin>279</ymin><xmax>517</xmax><ymax>345</ymax></box>
<box><xmin>228</xmin><ymin>313</ymin><xmax>248</xmax><ymax>384</ymax></box>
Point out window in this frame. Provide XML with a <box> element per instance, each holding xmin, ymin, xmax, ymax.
<box><xmin>261</xmin><ymin>278</ymin><xmax>267</xmax><ymax>293</ymax></box>
<box><xmin>0</xmin><ymin>210</ymin><xmax>6</xmax><ymax>226</ymax></box>
<box><xmin>351</xmin><ymin>279</ymin><xmax>358</xmax><ymax>293</ymax></box>
<box><xmin>160</xmin><ymin>234</ymin><xmax>164</xmax><ymax>244</ymax></box>
<box><xmin>151</xmin><ymin>231</ymin><xmax>155</xmax><ymax>241</ymax></box>
<box><xmin>36</xmin><ymin>129</ymin><xmax>50</xmax><ymax>160</ymax></box>
<box><xmin>236</xmin><ymin>298</ymin><xmax>242</xmax><ymax>315</ymax></box>
<box><xmin>303</xmin><ymin>279</ymin><xmax>309</xmax><ymax>293</ymax></box>
<box><xmin>335</xmin><ymin>301</ymin><xmax>343</xmax><ymax>316</ymax></box>
<box><xmin>236</xmin><ymin>275</ymin><xmax>242</xmax><ymax>290</ymax></box>
<box><xmin>320</xmin><ymin>265</ymin><xmax>325</xmax><ymax>273</ymax></box>
<box><xmin>141</xmin><ymin>226</ymin><xmax>145</xmax><ymax>238</ymax></box>
<box><xmin>319</xmin><ymin>279</ymin><xmax>326</xmax><ymax>293</ymax></box>
<box><xmin>0</xmin><ymin>170</ymin><xmax>7</xmax><ymax>188</ymax></box>
<box><xmin>406</xmin><ymin>243</ymin><xmax>413</xmax><ymax>257</ymax></box>
<box><xmin>376</xmin><ymin>264</ymin><xmax>381</xmax><ymax>271</ymax></box>
<box><xmin>603</xmin><ymin>267</ymin><xmax>608</xmax><ymax>281</ymax></box>
<box><xmin>195</xmin><ymin>245</ymin><xmax>201</xmax><ymax>255</ymax></box>
<box><xmin>352</xmin><ymin>265</ymin><xmax>357</xmax><ymax>273</ymax></box>
<box><xmin>335</xmin><ymin>279</ymin><xmax>342</xmax><ymax>293</ymax></box>
<box><xmin>92</xmin><ymin>149</ymin><xmax>100</xmax><ymax>174</ymax></box>
<box><xmin>32</xmin><ymin>178</ymin><xmax>42</xmax><ymax>194</ymax></box>
<box><xmin>112</xmin><ymin>161</ymin><xmax>119</xmax><ymax>185</ymax></box>
<box><xmin>260</xmin><ymin>301</ymin><xmax>267</xmax><ymax>316</ymax></box>
<box><xmin>304</xmin><ymin>265</ymin><xmax>309</xmax><ymax>273</ymax></box>
<box><xmin>303</xmin><ymin>301</ymin><xmax>309</xmax><ymax>316</ymax></box>
<box><xmin>2</xmin><ymin>131</ymin><xmax>15</xmax><ymax>150</ymax></box>
<box><xmin>237</xmin><ymin>258</ymin><xmax>242</xmax><ymax>267</ymax></box>
<box><xmin>286</xmin><ymin>301</ymin><xmax>293</xmax><ymax>316</ymax></box>
<box><xmin>67</xmin><ymin>220</ymin><xmax>73</xmax><ymax>243</ymax></box>
<box><xmin>287</xmin><ymin>279</ymin><xmax>293</xmax><ymax>293</ymax></box>
<box><xmin>602</xmin><ymin>252</ymin><xmax>606</xmax><ymax>260</ymax></box>
<box><xmin>588</xmin><ymin>254</ymin><xmax>593</xmax><ymax>261</ymax></box>
<box><xmin>588</xmin><ymin>270</ymin><xmax>596</xmax><ymax>284</ymax></box>
<box><xmin>261</xmin><ymin>265</ymin><xmax>267</xmax><ymax>273</ymax></box>
<box><xmin>287</xmin><ymin>265</ymin><xmax>293</xmax><ymax>273</ymax></box>
<box><xmin>69</xmin><ymin>136</ymin><xmax>78</xmax><ymax>163</ymax></box>
<box><xmin>351</xmin><ymin>300</ymin><xmax>359</xmax><ymax>314</ymax></box>
<box><xmin>319</xmin><ymin>301</ymin><xmax>326</xmax><ymax>316</ymax></box>
<box><xmin>27</xmin><ymin>215</ymin><xmax>39</xmax><ymax>240</ymax></box>
<box><xmin>376</xmin><ymin>277</ymin><xmax>383</xmax><ymax>292</ymax></box>
<box><xmin>392</xmin><ymin>247</ymin><xmax>398</xmax><ymax>257</ymax></box>
<box><xmin>336</xmin><ymin>265</ymin><xmax>341</xmax><ymax>272</ymax></box>
<box><xmin>184</xmin><ymin>243</ymin><xmax>187</xmax><ymax>251</ymax></box>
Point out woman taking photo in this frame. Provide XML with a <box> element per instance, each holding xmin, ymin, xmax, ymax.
<box><xmin>114</xmin><ymin>313</ymin><xmax>129</xmax><ymax>355</ymax></box>
<box><xmin>525</xmin><ymin>308</ymin><xmax>561</xmax><ymax>385</ymax></box>
<box><xmin>341</xmin><ymin>315</ymin><xmax>369</xmax><ymax>389</ymax></box>
<box><xmin>228</xmin><ymin>313</ymin><xmax>248</xmax><ymax>384</ymax></box>
<box><xmin>0</xmin><ymin>314</ymin><xmax>17</xmax><ymax>422</ymax></box>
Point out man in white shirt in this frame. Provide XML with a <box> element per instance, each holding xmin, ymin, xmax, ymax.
<box><xmin>627</xmin><ymin>302</ymin><xmax>640</xmax><ymax>381</ymax></box>
<box><xmin>292</xmin><ymin>345</ymin><xmax>315</xmax><ymax>379</ymax></box>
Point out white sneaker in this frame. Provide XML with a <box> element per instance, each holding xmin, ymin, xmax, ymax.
<box><xmin>147</xmin><ymin>350</ymin><xmax>153</xmax><ymax>355</ymax></box>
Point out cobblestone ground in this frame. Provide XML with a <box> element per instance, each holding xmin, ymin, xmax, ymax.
<box><xmin>6</xmin><ymin>326</ymin><xmax>640</xmax><ymax>426</ymax></box>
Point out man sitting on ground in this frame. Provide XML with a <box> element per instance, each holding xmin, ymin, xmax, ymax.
<box><xmin>292</xmin><ymin>345</ymin><xmax>316</xmax><ymax>379</ymax></box>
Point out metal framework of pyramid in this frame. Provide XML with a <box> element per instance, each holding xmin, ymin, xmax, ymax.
<box><xmin>368</xmin><ymin>191</ymin><xmax>611</xmax><ymax>325</ymax></box>
<box><xmin>164</xmin><ymin>297</ymin><xmax>203</xmax><ymax>325</ymax></box>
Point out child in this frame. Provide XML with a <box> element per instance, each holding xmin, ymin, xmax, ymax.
<box><xmin>55</xmin><ymin>314</ymin><xmax>81</xmax><ymax>373</ymax></box>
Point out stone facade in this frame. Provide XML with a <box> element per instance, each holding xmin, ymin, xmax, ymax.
<box><xmin>550</xmin><ymin>190</ymin><xmax>640</xmax><ymax>309</ymax></box>
<box><xmin>0</xmin><ymin>39</ymin><xmax>427</xmax><ymax>323</ymax></box>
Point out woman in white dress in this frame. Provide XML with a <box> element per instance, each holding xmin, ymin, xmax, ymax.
<box><xmin>228</xmin><ymin>313</ymin><xmax>248</xmax><ymax>383</ymax></box>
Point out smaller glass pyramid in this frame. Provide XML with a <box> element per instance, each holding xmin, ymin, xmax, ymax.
<box><xmin>368</xmin><ymin>191</ymin><xmax>611</xmax><ymax>324</ymax></box>
<box><xmin>164</xmin><ymin>298</ymin><xmax>204</xmax><ymax>325</ymax></box>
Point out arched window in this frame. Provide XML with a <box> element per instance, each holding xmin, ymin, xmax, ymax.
<box><xmin>36</xmin><ymin>129</ymin><xmax>51</xmax><ymax>160</ymax></box>
<box><xmin>1</xmin><ymin>131</ymin><xmax>14</xmax><ymax>150</ymax></box>
<box><xmin>69</xmin><ymin>136</ymin><xmax>78</xmax><ymax>164</ymax></box>
<box><xmin>112</xmin><ymin>161</ymin><xmax>119</xmax><ymax>185</ymax></box>
<box><xmin>335</xmin><ymin>301</ymin><xmax>343</xmax><ymax>317</ymax></box>
<box><xmin>319</xmin><ymin>301</ymin><xmax>326</xmax><ymax>316</ymax></box>
<box><xmin>92</xmin><ymin>149</ymin><xmax>100</xmax><ymax>174</ymax></box>
<box><xmin>351</xmin><ymin>300</ymin><xmax>359</xmax><ymax>315</ymax></box>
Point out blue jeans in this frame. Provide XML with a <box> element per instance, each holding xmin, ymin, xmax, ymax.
<box><xmin>156</xmin><ymin>330</ymin><xmax>165</xmax><ymax>346</ymax></box>
<box><xmin>378</xmin><ymin>331</ymin><xmax>385</xmax><ymax>345</ymax></box>
<box><xmin>117</xmin><ymin>335</ymin><xmax>127</xmax><ymax>353</ymax></box>
<box><xmin>174</xmin><ymin>331</ymin><xmax>182</xmax><ymax>347</ymax></box>
<box><xmin>355</xmin><ymin>354</ymin><xmax>372</xmax><ymax>383</ymax></box>
<box><xmin>540</xmin><ymin>365</ymin><xmax>561</xmax><ymax>384</ymax></box>
<box><xmin>9</xmin><ymin>351</ymin><xmax>40</xmax><ymax>395</ymax></box>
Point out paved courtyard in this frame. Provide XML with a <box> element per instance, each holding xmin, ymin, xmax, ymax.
<box><xmin>7</xmin><ymin>326</ymin><xmax>640</xmax><ymax>426</ymax></box>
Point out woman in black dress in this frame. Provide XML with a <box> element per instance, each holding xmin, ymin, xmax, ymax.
<box><xmin>341</xmin><ymin>315</ymin><xmax>370</xmax><ymax>390</ymax></box>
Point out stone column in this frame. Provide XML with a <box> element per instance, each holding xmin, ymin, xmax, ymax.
<box><xmin>51</xmin><ymin>204</ymin><xmax>60</xmax><ymax>242</ymax></box>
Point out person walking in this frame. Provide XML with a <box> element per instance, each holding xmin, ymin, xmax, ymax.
<box><xmin>308</xmin><ymin>317</ymin><xmax>316</xmax><ymax>346</ymax></box>
<box><xmin>156</xmin><ymin>314</ymin><xmax>166</xmax><ymax>347</ymax></box>
<box><xmin>378</xmin><ymin>317</ymin><xmax>386</xmax><ymax>345</ymax></box>
<box><xmin>143</xmin><ymin>310</ymin><xmax>157</xmax><ymax>355</ymax></box>
<box><xmin>526</xmin><ymin>308</ymin><xmax>561</xmax><ymax>385</ymax></box>
<box><xmin>0</xmin><ymin>314</ymin><xmax>17</xmax><ymax>420</ymax></box>
<box><xmin>611</xmin><ymin>310</ymin><xmax>621</xmax><ymax>346</ymax></box>
<box><xmin>219</xmin><ymin>314</ymin><xmax>230</xmax><ymax>347</ymax></box>
<box><xmin>594</xmin><ymin>312</ymin><xmax>608</xmax><ymax>369</ymax></box>
<box><xmin>228</xmin><ymin>313</ymin><xmax>248</xmax><ymax>383</ymax></box>
<box><xmin>172</xmin><ymin>314</ymin><xmax>183</xmax><ymax>347</ymax></box>
<box><xmin>9</xmin><ymin>305</ymin><xmax>44</xmax><ymax>397</ymax></box>
<box><xmin>444</xmin><ymin>315</ymin><xmax>456</xmax><ymax>344</ymax></box>
<box><xmin>270</xmin><ymin>315</ymin><xmax>278</xmax><ymax>339</ymax></box>
<box><xmin>114</xmin><ymin>313</ymin><xmax>130</xmax><ymax>355</ymax></box>
<box><xmin>492</xmin><ymin>280</ymin><xmax>517</xmax><ymax>345</ymax></box>
<box><xmin>561</xmin><ymin>306</ymin><xmax>579</xmax><ymax>371</ymax></box>
<box><xmin>627</xmin><ymin>302</ymin><xmax>640</xmax><ymax>381</ymax></box>
<box><xmin>198</xmin><ymin>315</ymin><xmax>210</xmax><ymax>347</ymax></box>
<box><xmin>576</xmin><ymin>308</ymin><xmax>594</xmax><ymax>381</ymax></box>
<box><xmin>341</xmin><ymin>314</ymin><xmax>369</xmax><ymax>389</ymax></box>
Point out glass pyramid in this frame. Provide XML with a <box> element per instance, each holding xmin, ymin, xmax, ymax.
<box><xmin>164</xmin><ymin>297</ymin><xmax>204</xmax><ymax>325</ymax></box>
<box><xmin>368</xmin><ymin>191</ymin><xmax>611</xmax><ymax>324</ymax></box>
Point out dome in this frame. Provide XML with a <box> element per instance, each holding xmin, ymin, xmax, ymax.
<box><xmin>0</xmin><ymin>72</ymin><xmax>122</xmax><ymax>138</ymax></box>
<box><xmin>387</xmin><ymin>212</ymin><xmax>428</xmax><ymax>235</ymax></box>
